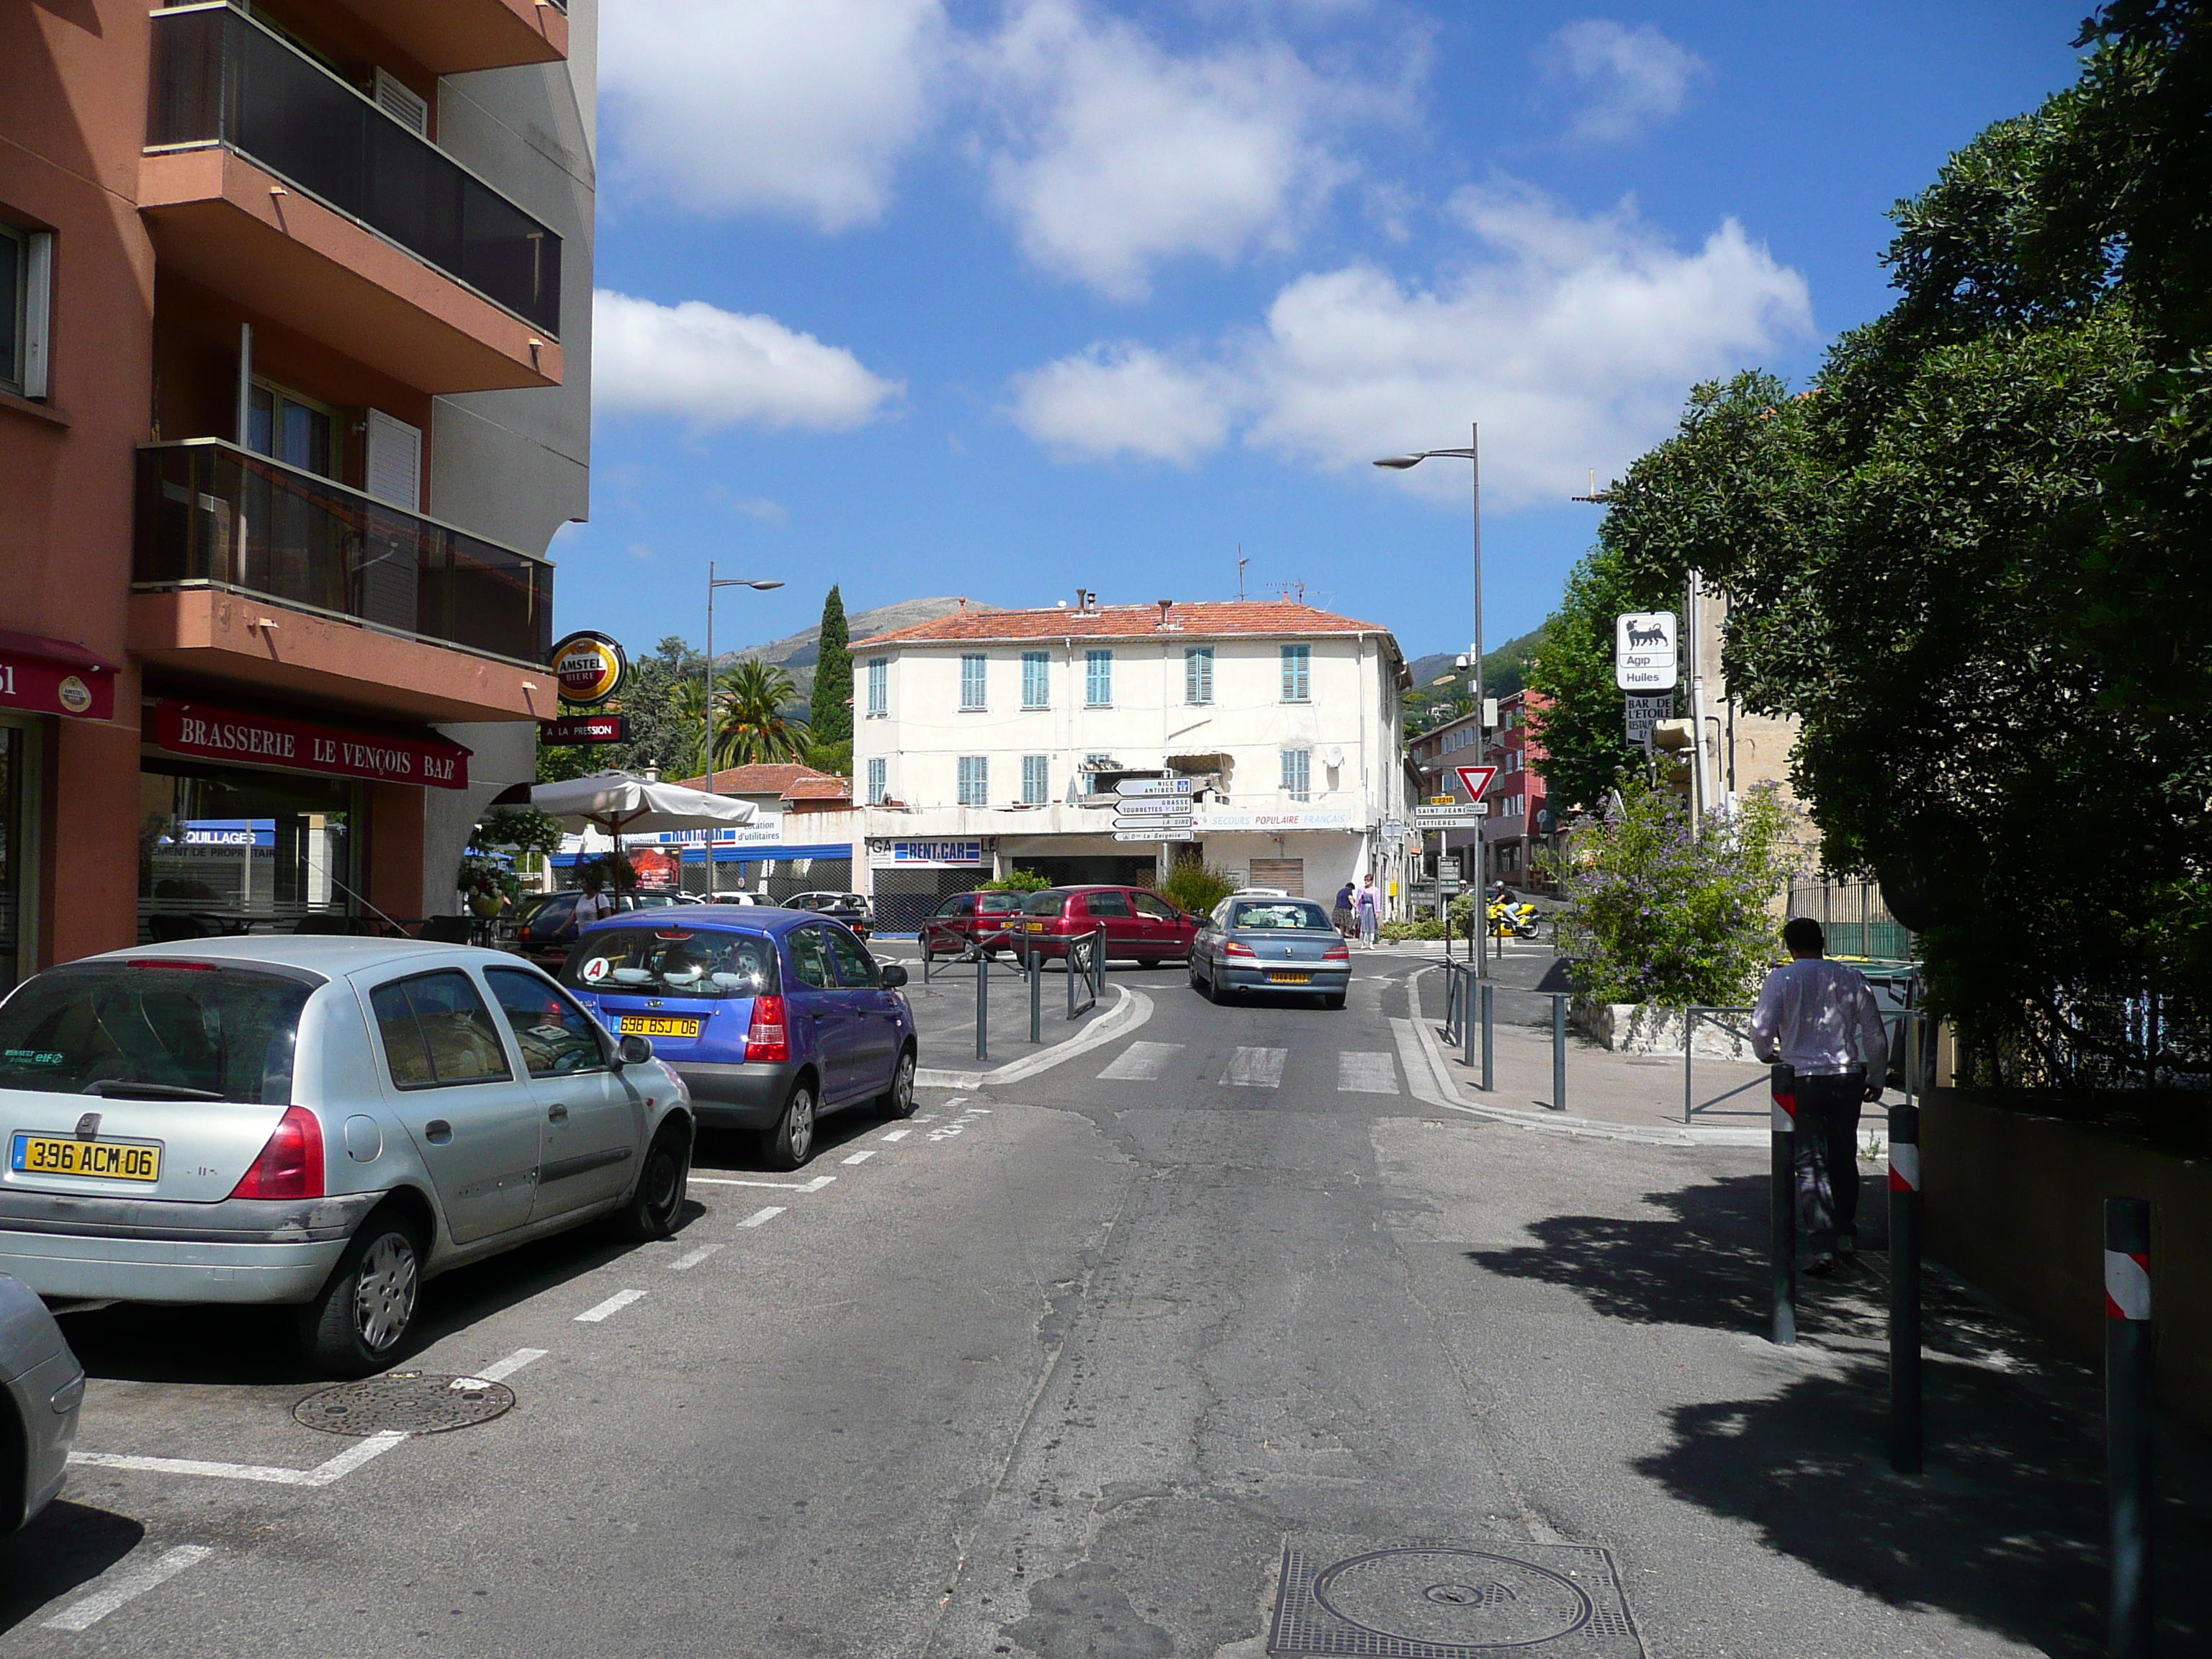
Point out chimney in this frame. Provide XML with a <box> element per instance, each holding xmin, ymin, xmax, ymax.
<box><xmin>1155</xmin><ymin>599</ymin><xmax>1172</xmax><ymax>627</ymax></box>
<box><xmin>956</xmin><ymin>596</ymin><xmax>968</xmax><ymax>612</ymax></box>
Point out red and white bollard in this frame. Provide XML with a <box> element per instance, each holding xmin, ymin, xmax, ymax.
<box><xmin>2104</xmin><ymin>1197</ymin><xmax>2154</xmax><ymax>1659</ymax></box>
<box><xmin>1769</xmin><ymin>1063</ymin><xmax>1796</xmax><ymax>1346</ymax></box>
<box><xmin>1887</xmin><ymin>1105</ymin><xmax>1922</xmax><ymax>1473</ymax></box>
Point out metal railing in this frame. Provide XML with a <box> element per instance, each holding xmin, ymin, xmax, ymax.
<box><xmin>148</xmin><ymin>2</ymin><xmax>562</xmax><ymax>334</ymax></box>
<box><xmin>135</xmin><ymin>439</ymin><xmax>553</xmax><ymax>667</ymax></box>
<box><xmin>1686</xmin><ymin>1002</ymin><xmax>1932</xmax><ymax>1123</ymax></box>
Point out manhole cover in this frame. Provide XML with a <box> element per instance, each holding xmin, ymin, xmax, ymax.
<box><xmin>293</xmin><ymin>1372</ymin><xmax>515</xmax><ymax>1437</ymax></box>
<box><xmin>1270</xmin><ymin>1537</ymin><xmax>1644</xmax><ymax>1658</ymax></box>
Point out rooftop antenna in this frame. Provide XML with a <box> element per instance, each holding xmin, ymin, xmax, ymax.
<box><xmin>1570</xmin><ymin>467</ymin><xmax>1613</xmax><ymax>504</ymax></box>
<box><xmin>1237</xmin><ymin>547</ymin><xmax>1249</xmax><ymax>601</ymax></box>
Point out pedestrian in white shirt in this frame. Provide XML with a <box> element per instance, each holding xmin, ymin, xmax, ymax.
<box><xmin>1748</xmin><ymin>917</ymin><xmax>1889</xmax><ymax>1277</ymax></box>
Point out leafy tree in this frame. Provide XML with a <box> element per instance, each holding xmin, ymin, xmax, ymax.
<box><xmin>1159</xmin><ymin>861</ymin><xmax>1236</xmax><ymax>917</ymax></box>
<box><xmin>800</xmin><ymin>736</ymin><xmax>853</xmax><ymax>777</ymax></box>
<box><xmin>469</xmin><ymin>806</ymin><xmax>564</xmax><ymax>860</ymax></box>
<box><xmin>713</xmin><ymin>660</ymin><xmax>808</xmax><ymax>765</ymax></box>
<box><xmin>809</xmin><ymin>586</ymin><xmax>853</xmax><ymax>747</ymax></box>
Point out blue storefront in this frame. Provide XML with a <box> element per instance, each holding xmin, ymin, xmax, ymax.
<box><xmin>551</xmin><ymin>824</ymin><xmax>853</xmax><ymax>903</ymax></box>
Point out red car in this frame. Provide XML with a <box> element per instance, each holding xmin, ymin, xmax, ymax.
<box><xmin>1017</xmin><ymin>885</ymin><xmax>1200</xmax><ymax>964</ymax></box>
<box><xmin>919</xmin><ymin>890</ymin><xmax>1030</xmax><ymax>960</ymax></box>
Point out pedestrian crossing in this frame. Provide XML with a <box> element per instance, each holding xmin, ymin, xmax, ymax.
<box><xmin>1090</xmin><ymin>1041</ymin><xmax>1404</xmax><ymax>1094</ymax></box>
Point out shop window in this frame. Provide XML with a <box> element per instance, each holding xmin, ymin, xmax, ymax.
<box><xmin>0</xmin><ymin>222</ymin><xmax>54</xmax><ymax>400</ymax></box>
<box><xmin>139</xmin><ymin>762</ymin><xmax>361</xmax><ymax>936</ymax></box>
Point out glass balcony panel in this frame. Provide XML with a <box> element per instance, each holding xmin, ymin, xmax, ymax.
<box><xmin>135</xmin><ymin>441</ymin><xmax>552</xmax><ymax>669</ymax></box>
<box><xmin>147</xmin><ymin>5</ymin><xmax>562</xmax><ymax>335</ymax></box>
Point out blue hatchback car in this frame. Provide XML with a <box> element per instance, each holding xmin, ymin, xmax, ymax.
<box><xmin>559</xmin><ymin>909</ymin><xmax>917</xmax><ymax>1169</ymax></box>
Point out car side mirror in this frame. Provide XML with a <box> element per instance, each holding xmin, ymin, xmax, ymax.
<box><xmin>880</xmin><ymin>964</ymin><xmax>909</xmax><ymax>988</ymax></box>
<box><xmin>616</xmin><ymin>1034</ymin><xmax>654</xmax><ymax>1067</ymax></box>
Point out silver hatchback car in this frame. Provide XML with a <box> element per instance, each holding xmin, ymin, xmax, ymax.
<box><xmin>0</xmin><ymin>938</ymin><xmax>695</xmax><ymax>1375</ymax></box>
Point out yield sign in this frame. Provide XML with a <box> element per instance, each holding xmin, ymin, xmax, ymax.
<box><xmin>1455</xmin><ymin>765</ymin><xmax>1497</xmax><ymax>803</ymax></box>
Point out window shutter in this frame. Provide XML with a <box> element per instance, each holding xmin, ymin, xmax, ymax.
<box><xmin>364</xmin><ymin>408</ymin><xmax>423</xmax><ymax>509</ymax></box>
<box><xmin>373</xmin><ymin>68</ymin><xmax>431</xmax><ymax>135</ymax></box>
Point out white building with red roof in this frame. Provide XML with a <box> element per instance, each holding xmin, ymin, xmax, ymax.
<box><xmin>848</xmin><ymin>593</ymin><xmax>1413</xmax><ymax>928</ymax></box>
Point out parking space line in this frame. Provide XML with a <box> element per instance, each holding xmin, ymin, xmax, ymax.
<box><xmin>879</xmin><ymin>1129</ymin><xmax>912</xmax><ymax>1142</ymax></box>
<box><xmin>737</xmin><ymin>1206</ymin><xmax>785</xmax><ymax>1228</ymax></box>
<box><xmin>688</xmin><ymin>1174</ymin><xmax>835</xmax><ymax>1191</ymax></box>
<box><xmin>575</xmin><ymin>1290</ymin><xmax>647</xmax><ymax>1323</ymax></box>
<box><xmin>667</xmin><ymin>1243</ymin><xmax>724</xmax><ymax>1271</ymax></box>
<box><xmin>42</xmin><ymin>1545</ymin><xmax>213</xmax><ymax>1632</ymax></box>
<box><xmin>477</xmin><ymin>1347</ymin><xmax>547</xmax><ymax>1382</ymax></box>
<box><xmin>841</xmin><ymin>1150</ymin><xmax>877</xmax><ymax>1164</ymax></box>
<box><xmin>69</xmin><ymin>1429</ymin><xmax>408</xmax><ymax>1489</ymax></box>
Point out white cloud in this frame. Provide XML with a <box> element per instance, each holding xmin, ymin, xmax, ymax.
<box><xmin>1010</xmin><ymin>343</ymin><xmax>1233</xmax><ymax>464</ymax></box>
<box><xmin>1006</xmin><ymin>186</ymin><xmax>1812</xmax><ymax>506</ymax></box>
<box><xmin>593</xmin><ymin>291</ymin><xmax>902</xmax><ymax>432</ymax></box>
<box><xmin>974</xmin><ymin>0</ymin><xmax>1383</xmax><ymax>300</ymax></box>
<box><xmin>600</xmin><ymin>0</ymin><xmax>947</xmax><ymax>229</ymax></box>
<box><xmin>1540</xmin><ymin>19</ymin><xmax>1707</xmax><ymax>143</ymax></box>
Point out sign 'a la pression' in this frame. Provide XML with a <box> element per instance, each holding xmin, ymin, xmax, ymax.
<box><xmin>153</xmin><ymin>701</ymin><xmax>470</xmax><ymax>789</ymax></box>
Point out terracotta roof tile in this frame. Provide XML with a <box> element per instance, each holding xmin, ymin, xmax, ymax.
<box><xmin>671</xmin><ymin>763</ymin><xmax>837</xmax><ymax>795</ymax></box>
<box><xmin>781</xmin><ymin>776</ymin><xmax>852</xmax><ymax>801</ymax></box>
<box><xmin>855</xmin><ymin>598</ymin><xmax>1396</xmax><ymax>649</ymax></box>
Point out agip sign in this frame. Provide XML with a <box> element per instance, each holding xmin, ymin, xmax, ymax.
<box><xmin>1614</xmin><ymin>612</ymin><xmax>1678</xmax><ymax>691</ymax></box>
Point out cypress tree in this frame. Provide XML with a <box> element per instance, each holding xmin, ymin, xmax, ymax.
<box><xmin>809</xmin><ymin>585</ymin><xmax>853</xmax><ymax>746</ymax></box>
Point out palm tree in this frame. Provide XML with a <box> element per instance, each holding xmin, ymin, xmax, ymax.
<box><xmin>711</xmin><ymin>660</ymin><xmax>808</xmax><ymax>766</ymax></box>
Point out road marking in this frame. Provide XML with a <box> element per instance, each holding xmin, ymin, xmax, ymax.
<box><xmin>477</xmin><ymin>1347</ymin><xmax>547</xmax><ymax>1382</ymax></box>
<box><xmin>1098</xmin><ymin>1040</ymin><xmax>1182</xmax><ymax>1081</ymax></box>
<box><xmin>69</xmin><ymin>1430</ymin><xmax>408</xmax><ymax>1489</ymax></box>
<box><xmin>42</xmin><ymin>1545</ymin><xmax>213</xmax><ymax>1632</ymax></box>
<box><xmin>575</xmin><ymin>1289</ymin><xmax>646</xmax><ymax>1323</ymax></box>
<box><xmin>927</xmin><ymin>1102</ymin><xmax>992</xmax><ymax>1142</ymax></box>
<box><xmin>667</xmin><ymin>1242</ymin><xmax>724</xmax><ymax>1271</ymax></box>
<box><xmin>1220</xmin><ymin>1047</ymin><xmax>1287</xmax><ymax>1088</ymax></box>
<box><xmin>842</xmin><ymin>1150</ymin><xmax>877</xmax><ymax>1164</ymax></box>
<box><xmin>738</xmin><ymin>1205</ymin><xmax>786</xmax><ymax>1228</ymax></box>
<box><xmin>879</xmin><ymin>1129</ymin><xmax>912</xmax><ymax>1142</ymax></box>
<box><xmin>1337</xmin><ymin>1051</ymin><xmax>1399</xmax><ymax>1094</ymax></box>
<box><xmin>688</xmin><ymin>1174</ymin><xmax>835</xmax><ymax>1192</ymax></box>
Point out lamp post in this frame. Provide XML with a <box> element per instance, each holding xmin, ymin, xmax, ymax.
<box><xmin>703</xmin><ymin>563</ymin><xmax>784</xmax><ymax>781</ymax></box>
<box><xmin>1376</xmin><ymin>424</ymin><xmax>1485</xmax><ymax>977</ymax></box>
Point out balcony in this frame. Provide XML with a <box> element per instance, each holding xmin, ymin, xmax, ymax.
<box><xmin>134</xmin><ymin>440</ymin><xmax>553</xmax><ymax>701</ymax></box>
<box><xmin>143</xmin><ymin>3</ymin><xmax>562</xmax><ymax>392</ymax></box>
<box><xmin>328</xmin><ymin>0</ymin><xmax>568</xmax><ymax>76</ymax></box>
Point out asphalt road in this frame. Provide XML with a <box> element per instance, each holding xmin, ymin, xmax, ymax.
<box><xmin>0</xmin><ymin>952</ymin><xmax>2197</xmax><ymax>1656</ymax></box>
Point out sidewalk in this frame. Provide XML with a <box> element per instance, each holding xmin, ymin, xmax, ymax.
<box><xmin>875</xmin><ymin>944</ymin><xmax>1147</xmax><ymax>1089</ymax></box>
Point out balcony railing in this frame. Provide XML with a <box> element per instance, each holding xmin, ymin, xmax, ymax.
<box><xmin>148</xmin><ymin>3</ymin><xmax>562</xmax><ymax>336</ymax></box>
<box><xmin>135</xmin><ymin>440</ymin><xmax>553</xmax><ymax>670</ymax></box>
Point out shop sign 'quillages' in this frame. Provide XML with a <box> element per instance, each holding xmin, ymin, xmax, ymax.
<box><xmin>153</xmin><ymin>702</ymin><xmax>470</xmax><ymax>789</ymax></box>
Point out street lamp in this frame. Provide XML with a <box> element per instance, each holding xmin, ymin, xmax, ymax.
<box><xmin>1376</xmin><ymin>424</ymin><xmax>1486</xmax><ymax>976</ymax></box>
<box><xmin>703</xmin><ymin>562</ymin><xmax>783</xmax><ymax>781</ymax></box>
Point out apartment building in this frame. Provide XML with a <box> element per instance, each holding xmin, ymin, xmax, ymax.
<box><xmin>1</xmin><ymin>0</ymin><xmax>593</xmax><ymax>983</ymax></box>
<box><xmin>849</xmin><ymin>596</ymin><xmax>1412</xmax><ymax>932</ymax></box>
<box><xmin>1485</xmin><ymin>689</ymin><xmax>1551</xmax><ymax>884</ymax></box>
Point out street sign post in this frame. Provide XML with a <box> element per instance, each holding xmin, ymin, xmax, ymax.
<box><xmin>1113</xmin><ymin>828</ymin><xmax>1194</xmax><ymax>842</ymax></box>
<box><xmin>1414</xmin><ymin>804</ymin><xmax>1488</xmax><ymax>827</ymax></box>
<box><xmin>1615</xmin><ymin>612</ymin><xmax>1678</xmax><ymax>691</ymax></box>
<box><xmin>1455</xmin><ymin>765</ymin><xmax>1497</xmax><ymax>803</ymax></box>
<box><xmin>1116</xmin><ymin>778</ymin><xmax>1193</xmax><ymax>798</ymax></box>
<box><xmin>1112</xmin><ymin>797</ymin><xmax>1192</xmax><ymax>817</ymax></box>
<box><xmin>1624</xmin><ymin>692</ymin><xmax>1672</xmax><ymax>744</ymax></box>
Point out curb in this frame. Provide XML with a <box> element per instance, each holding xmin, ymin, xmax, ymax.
<box><xmin>914</xmin><ymin>984</ymin><xmax>1153</xmax><ymax>1092</ymax></box>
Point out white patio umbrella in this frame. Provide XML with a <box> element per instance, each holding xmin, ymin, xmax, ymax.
<box><xmin>528</xmin><ymin>771</ymin><xmax>756</xmax><ymax>895</ymax></box>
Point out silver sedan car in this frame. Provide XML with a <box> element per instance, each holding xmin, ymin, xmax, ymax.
<box><xmin>0</xmin><ymin>938</ymin><xmax>695</xmax><ymax>1375</ymax></box>
<box><xmin>0</xmin><ymin>1272</ymin><xmax>81</xmax><ymax>1530</ymax></box>
<box><xmin>1188</xmin><ymin>894</ymin><xmax>1353</xmax><ymax>1008</ymax></box>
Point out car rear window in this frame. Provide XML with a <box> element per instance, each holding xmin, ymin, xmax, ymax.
<box><xmin>1231</xmin><ymin>900</ymin><xmax>1334</xmax><ymax>930</ymax></box>
<box><xmin>0</xmin><ymin>962</ymin><xmax>316</xmax><ymax>1104</ymax></box>
<box><xmin>1024</xmin><ymin>890</ymin><xmax>1071</xmax><ymax>917</ymax></box>
<box><xmin>977</xmin><ymin>893</ymin><xmax>1025</xmax><ymax>914</ymax></box>
<box><xmin>562</xmin><ymin>927</ymin><xmax>782</xmax><ymax>999</ymax></box>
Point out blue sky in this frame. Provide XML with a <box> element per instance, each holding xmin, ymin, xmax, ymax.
<box><xmin>568</xmin><ymin>1</ymin><xmax>2085</xmax><ymax>664</ymax></box>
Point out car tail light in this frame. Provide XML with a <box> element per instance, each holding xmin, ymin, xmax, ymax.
<box><xmin>746</xmin><ymin>994</ymin><xmax>790</xmax><ymax>1064</ymax></box>
<box><xmin>230</xmin><ymin>1106</ymin><xmax>325</xmax><ymax>1200</ymax></box>
<box><xmin>1222</xmin><ymin>940</ymin><xmax>1257</xmax><ymax>958</ymax></box>
<box><xmin>1323</xmin><ymin>943</ymin><xmax>1351</xmax><ymax>962</ymax></box>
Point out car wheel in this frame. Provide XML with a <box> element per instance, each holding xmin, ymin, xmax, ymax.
<box><xmin>1188</xmin><ymin>962</ymin><xmax>1205</xmax><ymax>992</ymax></box>
<box><xmin>300</xmin><ymin>1212</ymin><xmax>422</xmax><ymax>1377</ymax></box>
<box><xmin>878</xmin><ymin>1046</ymin><xmax>918</xmax><ymax>1118</ymax></box>
<box><xmin>1205</xmin><ymin>968</ymin><xmax>1227</xmax><ymax>1004</ymax></box>
<box><xmin>1322</xmin><ymin>992</ymin><xmax>1346</xmax><ymax>1011</ymax></box>
<box><xmin>765</xmin><ymin>1080</ymin><xmax>818</xmax><ymax>1170</ymax></box>
<box><xmin>614</xmin><ymin>1118</ymin><xmax>691</xmax><ymax>1242</ymax></box>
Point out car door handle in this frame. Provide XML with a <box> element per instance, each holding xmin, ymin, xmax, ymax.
<box><xmin>547</xmin><ymin>1103</ymin><xmax>570</xmax><ymax>1123</ymax></box>
<box><xmin>424</xmin><ymin>1120</ymin><xmax>452</xmax><ymax>1144</ymax></box>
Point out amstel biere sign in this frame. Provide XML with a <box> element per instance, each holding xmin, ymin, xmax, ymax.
<box><xmin>549</xmin><ymin>631</ymin><xmax>629</xmax><ymax>706</ymax></box>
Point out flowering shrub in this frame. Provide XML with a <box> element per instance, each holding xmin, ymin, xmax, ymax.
<box><xmin>1550</xmin><ymin>783</ymin><xmax>1795</xmax><ymax>1007</ymax></box>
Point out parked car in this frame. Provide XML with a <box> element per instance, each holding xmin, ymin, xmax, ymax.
<box><xmin>0</xmin><ymin>1273</ymin><xmax>81</xmax><ymax>1532</ymax></box>
<box><xmin>920</xmin><ymin>890</ymin><xmax>1029</xmax><ymax>959</ymax></box>
<box><xmin>786</xmin><ymin>891</ymin><xmax>872</xmax><ymax>938</ymax></box>
<box><xmin>562</xmin><ymin>909</ymin><xmax>915</xmax><ymax>1170</ymax></box>
<box><xmin>1018</xmin><ymin>886</ymin><xmax>1200</xmax><ymax>965</ymax></box>
<box><xmin>513</xmin><ymin>889</ymin><xmax>667</xmax><ymax>964</ymax></box>
<box><xmin>704</xmin><ymin>892</ymin><xmax>767</xmax><ymax>907</ymax></box>
<box><xmin>0</xmin><ymin>939</ymin><xmax>695</xmax><ymax>1375</ymax></box>
<box><xmin>1189</xmin><ymin>893</ymin><xmax>1352</xmax><ymax>1008</ymax></box>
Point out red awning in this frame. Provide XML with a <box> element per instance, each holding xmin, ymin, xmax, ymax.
<box><xmin>0</xmin><ymin>631</ymin><xmax>120</xmax><ymax>721</ymax></box>
<box><xmin>152</xmin><ymin>701</ymin><xmax>472</xmax><ymax>789</ymax></box>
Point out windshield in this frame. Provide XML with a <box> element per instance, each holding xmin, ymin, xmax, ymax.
<box><xmin>562</xmin><ymin>927</ymin><xmax>783</xmax><ymax>999</ymax></box>
<box><xmin>0</xmin><ymin>962</ymin><xmax>315</xmax><ymax>1102</ymax></box>
<box><xmin>1230</xmin><ymin>901</ymin><xmax>1334</xmax><ymax>930</ymax></box>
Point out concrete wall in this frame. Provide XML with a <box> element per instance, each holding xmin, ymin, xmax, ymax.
<box><xmin>1923</xmin><ymin>1088</ymin><xmax>2212</xmax><ymax>1434</ymax></box>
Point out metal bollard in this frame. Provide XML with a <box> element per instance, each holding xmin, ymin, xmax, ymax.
<box><xmin>2104</xmin><ymin>1196</ymin><xmax>2155</xmax><ymax>1659</ymax></box>
<box><xmin>1887</xmin><ymin>1104</ymin><xmax>1923</xmax><ymax>1474</ymax></box>
<box><xmin>1550</xmin><ymin>994</ymin><xmax>1566</xmax><ymax>1112</ymax></box>
<box><xmin>975</xmin><ymin>950</ymin><xmax>989</xmax><ymax>1063</ymax></box>
<box><xmin>1030</xmin><ymin>941</ymin><xmax>1043</xmax><ymax>1043</ymax></box>
<box><xmin>1462</xmin><ymin>972</ymin><xmax>1478</xmax><ymax>1070</ymax></box>
<box><xmin>1480</xmin><ymin>981</ymin><xmax>1494</xmax><ymax>1092</ymax></box>
<box><xmin>1770</xmin><ymin>1063</ymin><xmax>1797</xmax><ymax>1346</ymax></box>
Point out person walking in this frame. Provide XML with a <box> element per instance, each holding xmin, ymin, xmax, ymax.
<box><xmin>1749</xmin><ymin>917</ymin><xmax>1889</xmax><ymax>1276</ymax></box>
<box><xmin>1355</xmin><ymin>875</ymin><xmax>1382</xmax><ymax>947</ymax></box>
<box><xmin>1333</xmin><ymin>881</ymin><xmax>1356</xmax><ymax>938</ymax></box>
